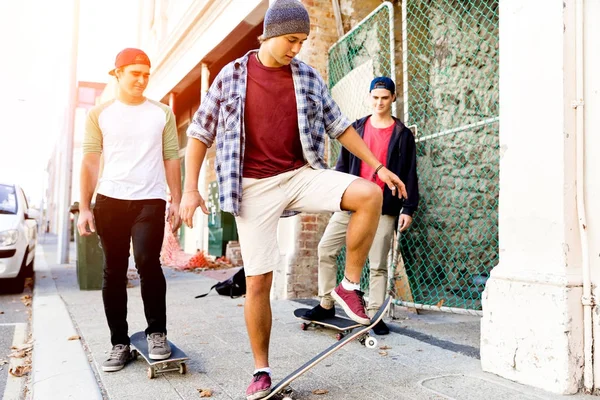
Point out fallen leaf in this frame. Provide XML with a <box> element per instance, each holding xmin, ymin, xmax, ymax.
<box><xmin>379</xmin><ymin>345</ymin><xmax>391</xmax><ymax>350</ymax></box>
<box><xmin>68</xmin><ymin>335</ymin><xmax>81</xmax><ymax>341</ymax></box>
<box><xmin>312</xmin><ymin>389</ymin><xmax>329</xmax><ymax>395</ymax></box>
<box><xmin>9</xmin><ymin>351</ymin><xmax>27</xmax><ymax>359</ymax></box>
<box><xmin>9</xmin><ymin>365</ymin><xmax>31</xmax><ymax>377</ymax></box>
<box><xmin>379</xmin><ymin>351</ymin><xmax>388</xmax><ymax>356</ymax></box>
<box><xmin>11</xmin><ymin>344</ymin><xmax>32</xmax><ymax>351</ymax></box>
<box><xmin>0</xmin><ymin>311</ymin><xmax>4</xmax><ymax>315</ymax></box>
<box><xmin>237</xmin><ymin>304</ymin><xmax>243</xmax><ymax>307</ymax></box>
<box><xmin>197</xmin><ymin>388</ymin><xmax>212</xmax><ymax>397</ymax></box>
<box><xmin>435</xmin><ymin>299</ymin><xmax>445</xmax><ymax>308</ymax></box>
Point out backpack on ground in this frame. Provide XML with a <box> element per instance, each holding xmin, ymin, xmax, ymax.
<box><xmin>195</xmin><ymin>267</ymin><xmax>246</xmax><ymax>298</ymax></box>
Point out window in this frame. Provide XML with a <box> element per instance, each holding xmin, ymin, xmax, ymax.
<box><xmin>0</xmin><ymin>185</ymin><xmax>18</xmax><ymax>214</ymax></box>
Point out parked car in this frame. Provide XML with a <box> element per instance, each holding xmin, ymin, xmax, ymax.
<box><xmin>0</xmin><ymin>183</ymin><xmax>38</xmax><ymax>293</ymax></box>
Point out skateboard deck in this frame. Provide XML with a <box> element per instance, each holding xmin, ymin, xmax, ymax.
<box><xmin>130</xmin><ymin>331</ymin><xmax>189</xmax><ymax>379</ymax></box>
<box><xmin>294</xmin><ymin>308</ymin><xmax>373</xmax><ymax>342</ymax></box>
<box><xmin>265</xmin><ymin>297</ymin><xmax>392</xmax><ymax>399</ymax></box>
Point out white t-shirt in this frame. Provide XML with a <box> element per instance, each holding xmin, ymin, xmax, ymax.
<box><xmin>83</xmin><ymin>99</ymin><xmax>179</xmax><ymax>201</ymax></box>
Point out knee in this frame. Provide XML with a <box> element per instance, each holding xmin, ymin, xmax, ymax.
<box><xmin>246</xmin><ymin>274</ymin><xmax>272</xmax><ymax>297</ymax></box>
<box><xmin>318</xmin><ymin>241</ymin><xmax>337</xmax><ymax>262</ymax></box>
<box><xmin>361</xmin><ymin>182</ymin><xmax>383</xmax><ymax>211</ymax></box>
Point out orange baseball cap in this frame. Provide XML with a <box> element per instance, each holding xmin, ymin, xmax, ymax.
<box><xmin>109</xmin><ymin>48</ymin><xmax>151</xmax><ymax>76</ymax></box>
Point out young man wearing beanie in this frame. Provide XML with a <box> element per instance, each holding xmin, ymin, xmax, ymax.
<box><xmin>304</xmin><ymin>77</ymin><xmax>419</xmax><ymax>335</ymax></box>
<box><xmin>181</xmin><ymin>1</ymin><xmax>407</xmax><ymax>398</ymax></box>
<box><xmin>78</xmin><ymin>48</ymin><xmax>182</xmax><ymax>372</ymax></box>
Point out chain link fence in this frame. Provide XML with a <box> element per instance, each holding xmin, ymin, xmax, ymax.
<box><xmin>397</xmin><ymin>0</ymin><xmax>499</xmax><ymax>311</ymax></box>
<box><xmin>329</xmin><ymin>0</ymin><xmax>499</xmax><ymax>312</ymax></box>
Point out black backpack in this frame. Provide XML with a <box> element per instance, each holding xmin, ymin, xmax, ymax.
<box><xmin>195</xmin><ymin>268</ymin><xmax>246</xmax><ymax>299</ymax></box>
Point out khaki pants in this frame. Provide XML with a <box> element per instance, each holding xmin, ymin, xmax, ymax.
<box><xmin>318</xmin><ymin>211</ymin><xmax>396</xmax><ymax>317</ymax></box>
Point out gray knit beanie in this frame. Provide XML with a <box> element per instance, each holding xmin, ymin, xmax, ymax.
<box><xmin>263</xmin><ymin>0</ymin><xmax>310</xmax><ymax>40</ymax></box>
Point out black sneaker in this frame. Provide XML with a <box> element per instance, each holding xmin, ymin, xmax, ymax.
<box><xmin>302</xmin><ymin>304</ymin><xmax>335</xmax><ymax>321</ymax></box>
<box><xmin>373</xmin><ymin>319</ymin><xmax>390</xmax><ymax>335</ymax></box>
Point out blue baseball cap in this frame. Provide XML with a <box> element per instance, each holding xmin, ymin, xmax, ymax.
<box><xmin>370</xmin><ymin>77</ymin><xmax>396</xmax><ymax>94</ymax></box>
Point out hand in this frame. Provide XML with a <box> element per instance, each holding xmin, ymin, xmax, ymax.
<box><xmin>179</xmin><ymin>190</ymin><xmax>209</xmax><ymax>228</ymax></box>
<box><xmin>77</xmin><ymin>209</ymin><xmax>96</xmax><ymax>236</ymax></box>
<box><xmin>167</xmin><ymin>202</ymin><xmax>182</xmax><ymax>232</ymax></box>
<box><xmin>398</xmin><ymin>214</ymin><xmax>413</xmax><ymax>232</ymax></box>
<box><xmin>377</xmin><ymin>167</ymin><xmax>408</xmax><ymax>199</ymax></box>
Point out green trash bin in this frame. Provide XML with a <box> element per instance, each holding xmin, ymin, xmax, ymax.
<box><xmin>70</xmin><ymin>202</ymin><xmax>104</xmax><ymax>290</ymax></box>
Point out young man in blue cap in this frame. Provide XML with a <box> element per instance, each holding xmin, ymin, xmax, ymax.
<box><xmin>180</xmin><ymin>1</ymin><xmax>407</xmax><ymax>398</ymax></box>
<box><xmin>304</xmin><ymin>76</ymin><xmax>419</xmax><ymax>335</ymax></box>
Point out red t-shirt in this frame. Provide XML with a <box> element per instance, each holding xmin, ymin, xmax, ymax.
<box><xmin>242</xmin><ymin>54</ymin><xmax>305</xmax><ymax>178</ymax></box>
<box><xmin>359</xmin><ymin>117</ymin><xmax>394</xmax><ymax>190</ymax></box>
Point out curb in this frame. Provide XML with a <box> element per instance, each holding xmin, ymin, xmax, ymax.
<box><xmin>31</xmin><ymin>247</ymin><xmax>102</xmax><ymax>400</ymax></box>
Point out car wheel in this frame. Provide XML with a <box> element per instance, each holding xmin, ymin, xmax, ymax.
<box><xmin>24</xmin><ymin>253</ymin><xmax>34</xmax><ymax>278</ymax></box>
<box><xmin>0</xmin><ymin>258</ymin><xmax>26</xmax><ymax>294</ymax></box>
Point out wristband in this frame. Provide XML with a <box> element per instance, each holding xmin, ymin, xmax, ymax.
<box><xmin>372</xmin><ymin>164</ymin><xmax>384</xmax><ymax>179</ymax></box>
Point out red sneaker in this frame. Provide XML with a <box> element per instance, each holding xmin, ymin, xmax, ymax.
<box><xmin>246</xmin><ymin>371</ymin><xmax>271</xmax><ymax>400</ymax></box>
<box><xmin>331</xmin><ymin>284</ymin><xmax>370</xmax><ymax>325</ymax></box>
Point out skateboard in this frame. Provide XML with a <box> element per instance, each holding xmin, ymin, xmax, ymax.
<box><xmin>264</xmin><ymin>297</ymin><xmax>392</xmax><ymax>399</ymax></box>
<box><xmin>130</xmin><ymin>331</ymin><xmax>189</xmax><ymax>379</ymax></box>
<box><xmin>294</xmin><ymin>308</ymin><xmax>378</xmax><ymax>348</ymax></box>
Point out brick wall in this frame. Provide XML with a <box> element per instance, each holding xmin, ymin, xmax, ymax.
<box><xmin>283</xmin><ymin>0</ymin><xmax>341</xmax><ymax>299</ymax></box>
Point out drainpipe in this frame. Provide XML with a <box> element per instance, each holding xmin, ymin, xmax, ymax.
<box><xmin>331</xmin><ymin>0</ymin><xmax>344</xmax><ymax>37</ymax></box>
<box><xmin>574</xmin><ymin>0</ymin><xmax>593</xmax><ymax>391</ymax></box>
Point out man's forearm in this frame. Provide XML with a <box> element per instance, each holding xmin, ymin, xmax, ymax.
<box><xmin>80</xmin><ymin>153</ymin><xmax>101</xmax><ymax>211</ymax></box>
<box><xmin>164</xmin><ymin>158</ymin><xmax>182</xmax><ymax>203</ymax></box>
<box><xmin>184</xmin><ymin>138</ymin><xmax>209</xmax><ymax>192</ymax></box>
<box><xmin>336</xmin><ymin>126</ymin><xmax>382</xmax><ymax>169</ymax></box>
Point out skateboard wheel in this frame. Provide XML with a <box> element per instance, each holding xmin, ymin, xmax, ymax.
<box><xmin>301</xmin><ymin>323</ymin><xmax>308</xmax><ymax>331</ymax></box>
<box><xmin>365</xmin><ymin>337</ymin><xmax>377</xmax><ymax>349</ymax></box>
<box><xmin>131</xmin><ymin>350</ymin><xmax>138</xmax><ymax>360</ymax></box>
<box><xmin>179</xmin><ymin>363</ymin><xmax>187</xmax><ymax>374</ymax></box>
<box><xmin>148</xmin><ymin>367</ymin><xmax>156</xmax><ymax>379</ymax></box>
<box><xmin>335</xmin><ymin>333</ymin><xmax>343</xmax><ymax>341</ymax></box>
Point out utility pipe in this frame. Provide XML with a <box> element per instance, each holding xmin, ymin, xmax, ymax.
<box><xmin>574</xmin><ymin>0</ymin><xmax>593</xmax><ymax>391</ymax></box>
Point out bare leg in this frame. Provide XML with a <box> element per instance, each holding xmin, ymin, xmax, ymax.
<box><xmin>245</xmin><ymin>272</ymin><xmax>273</xmax><ymax>369</ymax></box>
<box><xmin>340</xmin><ymin>179</ymin><xmax>383</xmax><ymax>283</ymax></box>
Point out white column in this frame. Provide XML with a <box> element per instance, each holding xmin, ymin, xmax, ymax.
<box><xmin>480</xmin><ymin>0</ymin><xmax>584</xmax><ymax>394</ymax></box>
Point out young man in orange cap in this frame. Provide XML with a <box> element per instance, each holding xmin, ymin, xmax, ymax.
<box><xmin>78</xmin><ymin>48</ymin><xmax>182</xmax><ymax>372</ymax></box>
<box><xmin>180</xmin><ymin>1</ymin><xmax>407</xmax><ymax>398</ymax></box>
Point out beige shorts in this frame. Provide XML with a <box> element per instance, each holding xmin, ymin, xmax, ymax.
<box><xmin>235</xmin><ymin>165</ymin><xmax>359</xmax><ymax>276</ymax></box>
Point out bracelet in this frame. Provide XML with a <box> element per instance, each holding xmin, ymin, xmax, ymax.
<box><xmin>372</xmin><ymin>164</ymin><xmax>384</xmax><ymax>179</ymax></box>
<box><xmin>184</xmin><ymin>189</ymin><xmax>199</xmax><ymax>194</ymax></box>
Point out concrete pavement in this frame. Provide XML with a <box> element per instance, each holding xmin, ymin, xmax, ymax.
<box><xmin>31</xmin><ymin>236</ymin><xmax>596</xmax><ymax>400</ymax></box>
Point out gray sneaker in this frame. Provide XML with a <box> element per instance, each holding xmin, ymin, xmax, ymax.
<box><xmin>102</xmin><ymin>344</ymin><xmax>132</xmax><ymax>372</ymax></box>
<box><xmin>147</xmin><ymin>332</ymin><xmax>171</xmax><ymax>360</ymax></box>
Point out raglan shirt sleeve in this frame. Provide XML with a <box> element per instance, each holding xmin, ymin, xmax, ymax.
<box><xmin>162</xmin><ymin>108</ymin><xmax>180</xmax><ymax>160</ymax></box>
<box><xmin>82</xmin><ymin>107</ymin><xmax>103</xmax><ymax>154</ymax></box>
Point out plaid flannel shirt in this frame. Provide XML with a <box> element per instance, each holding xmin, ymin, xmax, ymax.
<box><xmin>187</xmin><ymin>50</ymin><xmax>351</xmax><ymax>216</ymax></box>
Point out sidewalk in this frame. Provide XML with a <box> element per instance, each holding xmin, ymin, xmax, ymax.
<box><xmin>32</xmin><ymin>236</ymin><xmax>594</xmax><ymax>400</ymax></box>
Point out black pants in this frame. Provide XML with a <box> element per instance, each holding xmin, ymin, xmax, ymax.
<box><xmin>93</xmin><ymin>194</ymin><xmax>167</xmax><ymax>346</ymax></box>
